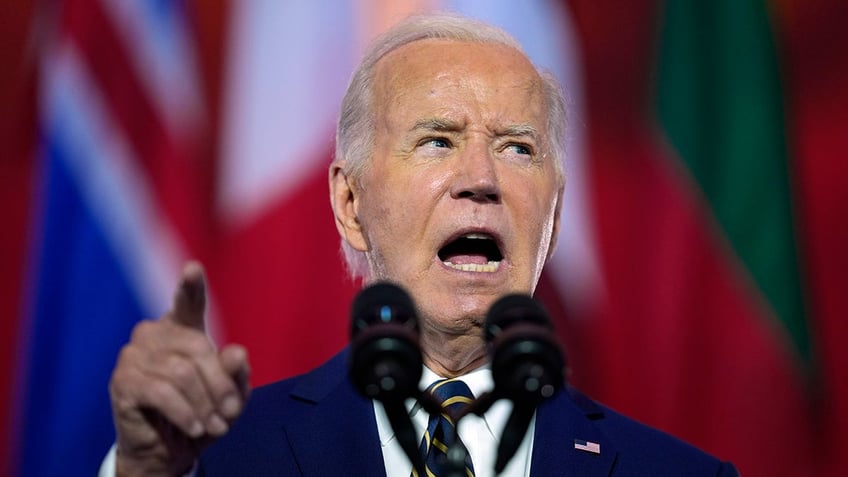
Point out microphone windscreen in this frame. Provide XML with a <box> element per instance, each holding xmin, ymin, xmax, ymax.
<box><xmin>350</xmin><ymin>281</ymin><xmax>417</xmax><ymax>338</ymax></box>
<box><xmin>347</xmin><ymin>282</ymin><xmax>427</xmax><ymax>476</ymax></box>
<box><xmin>484</xmin><ymin>294</ymin><xmax>552</xmax><ymax>342</ymax></box>
<box><xmin>484</xmin><ymin>293</ymin><xmax>565</xmax><ymax>401</ymax></box>
<box><xmin>348</xmin><ymin>281</ymin><xmax>421</xmax><ymax>401</ymax></box>
<box><xmin>484</xmin><ymin>294</ymin><xmax>565</xmax><ymax>473</ymax></box>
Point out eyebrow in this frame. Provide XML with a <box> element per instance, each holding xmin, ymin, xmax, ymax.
<box><xmin>497</xmin><ymin>124</ymin><xmax>540</xmax><ymax>141</ymax></box>
<box><xmin>411</xmin><ymin>118</ymin><xmax>464</xmax><ymax>132</ymax></box>
<box><xmin>411</xmin><ymin>118</ymin><xmax>540</xmax><ymax>140</ymax></box>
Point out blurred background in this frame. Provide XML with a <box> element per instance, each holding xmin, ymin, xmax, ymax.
<box><xmin>1</xmin><ymin>0</ymin><xmax>846</xmax><ymax>476</ymax></box>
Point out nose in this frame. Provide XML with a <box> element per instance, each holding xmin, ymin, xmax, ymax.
<box><xmin>449</xmin><ymin>143</ymin><xmax>501</xmax><ymax>203</ymax></box>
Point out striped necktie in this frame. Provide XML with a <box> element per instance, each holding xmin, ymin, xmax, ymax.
<box><xmin>414</xmin><ymin>379</ymin><xmax>476</xmax><ymax>477</ymax></box>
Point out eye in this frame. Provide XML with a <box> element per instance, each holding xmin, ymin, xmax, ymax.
<box><xmin>421</xmin><ymin>137</ymin><xmax>452</xmax><ymax>149</ymax></box>
<box><xmin>506</xmin><ymin>143</ymin><xmax>532</xmax><ymax>156</ymax></box>
<box><xmin>499</xmin><ymin>141</ymin><xmax>540</xmax><ymax>166</ymax></box>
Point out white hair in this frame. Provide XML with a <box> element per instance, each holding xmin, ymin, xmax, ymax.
<box><xmin>333</xmin><ymin>12</ymin><xmax>567</xmax><ymax>279</ymax></box>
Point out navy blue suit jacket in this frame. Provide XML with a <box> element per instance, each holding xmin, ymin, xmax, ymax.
<box><xmin>199</xmin><ymin>350</ymin><xmax>738</xmax><ymax>476</ymax></box>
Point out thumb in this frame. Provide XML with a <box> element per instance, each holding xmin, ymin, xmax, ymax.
<box><xmin>169</xmin><ymin>261</ymin><xmax>207</xmax><ymax>332</ymax></box>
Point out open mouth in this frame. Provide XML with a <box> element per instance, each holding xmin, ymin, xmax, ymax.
<box><xmin>438</xmin><ymin>233</ymin><xmax>503</xmax><ymax>273</ymax></box>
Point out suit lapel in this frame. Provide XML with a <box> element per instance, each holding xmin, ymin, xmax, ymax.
<box><xmin>282</xmin><ymin>350</ymin><xmax>387</xmax><ymax>477</ymax></box>
<box><xmin>276</xmin><ymin>352</ymin><xmax>619</xmax><ymax>476</ymax></box>
<box><xmin>529</xmin><ymin>385</ymin><xmax>617</xmax><ymax>477</ymax></box>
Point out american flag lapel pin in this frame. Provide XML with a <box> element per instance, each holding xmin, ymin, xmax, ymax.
<box><xmin>574</xmin><ymin>438</ymin><xmax>601</xmax><ymax>454</ymax></box>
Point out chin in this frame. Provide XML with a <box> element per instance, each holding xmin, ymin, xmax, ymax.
<box><xmin>450</xmin><ymin>293</ymin><xmax>496</xmax><ymax>324</ymax></box>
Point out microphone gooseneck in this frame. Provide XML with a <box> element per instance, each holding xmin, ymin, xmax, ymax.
<box><xmin>349</xmin><ymin>286</ymin><xmax>566</xmax><ymax>475</ymax></box>
<box><xmin>485</xmin><ymin>294</ymin><xmax>566</xmax><ymax>473</ymax></box>
<box><xmin>348</xmin><ymin>282</ymin><xmax>425</xmax><ymax>476</ymax></box>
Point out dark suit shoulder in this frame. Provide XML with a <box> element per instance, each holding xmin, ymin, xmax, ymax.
<box><xmin>196</xmin><ymin>368</ymin><xmax>313</xmax><ymax>475</ymax></box>
<box><xmin>559</xmin><ymin>387</ymin><xmax>739</xmax><ymax>476</ymax></box>
<box><xmin>198</xmin><ymin>349</ymin><xmax>384</xmax><ymax>477</ymax></box>
<box><xmin>211</xmin><ymin>348</ymin><xmax>352</xmax><ymax>431</ymax></box>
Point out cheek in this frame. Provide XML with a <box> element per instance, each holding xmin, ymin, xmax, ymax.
<box><xmin>371</xmin><ymin>167</ymin><xmax>448</xmax><ymax>226</ymax></box>
<box><xmin>359</xmin><ymin>189</ymin><xmax>414</xmax><ymax>255</ymax></box>
<box><xmin>535</xmin><ymin>198</ymin><xmax>558</xmax><ymax>243</ymax></box>
<box><xmin>516</xmin><ymin>186</ymin><xmax>558</xmax><ymax>250</ymax></box>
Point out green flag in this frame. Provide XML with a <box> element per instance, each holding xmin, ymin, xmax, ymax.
<box><xmin>657</xmin><ymin>0</ymin><xmax>811</xmax><ymax>366</ymax></box>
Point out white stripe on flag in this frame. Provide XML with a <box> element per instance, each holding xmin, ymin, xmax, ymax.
<box><xmin>102</xmin><ymin>0</ymin><xmax>204</xmax><ymax>136</ymax></box>
<box><xmin>219</xmin><ymin>2</ymin><xmax>359</xmax><ymax>228</ymax></box>
<box><xmin>42</xmin><ymin>43</ymin><xmax>188</xmax><ymax>317</ymax></box>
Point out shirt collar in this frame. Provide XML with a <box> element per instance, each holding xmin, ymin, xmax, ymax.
<box><xmin>378</xmin><ymin>365</ymin><xmax>509</xmax><ymax>446</ymax></box>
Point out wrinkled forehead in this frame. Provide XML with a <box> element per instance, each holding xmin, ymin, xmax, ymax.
<box><xmin>371</xmin><ymin>39</ymin><xmax>547</xmax><ymax>117</ymax></box>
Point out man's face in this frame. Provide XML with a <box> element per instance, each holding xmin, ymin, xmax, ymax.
<box><xmin>340</xmin><ymin>39</ymin><xmax>562</xmax><ymax>343</ymax></box>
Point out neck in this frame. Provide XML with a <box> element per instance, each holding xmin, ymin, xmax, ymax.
<box><xmin>420</xmin><ymin>330</ymin><xmax>487</xmax><ymax>378</ymax></box>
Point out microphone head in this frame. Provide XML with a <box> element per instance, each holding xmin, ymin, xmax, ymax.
<box><xmin>349</xmin><ymin>282</ymin><xmax>422</xmax><ymax>402</ymax></box>
<box><xmin>350</xmin><ymin>281</ymin><xmax>418</xmax><ymax>339</ymax></box>
<box><xmin>485</xmin><ymin>294</ymin><xmax>565</xmax><ymax>402</ymax></box>
<box><xmin>485</xmin><ymin>294</ymin><xmax>566</xmax><ymax>473</ymax></box>
<box><xmin>484</xmin><ymin>293</ymin><xmax>552</xmax><ymax>342</ymax></box>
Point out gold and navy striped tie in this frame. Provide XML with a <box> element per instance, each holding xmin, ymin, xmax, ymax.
<box><xmin>413</xmin><ymin>379</ymin><xmax>476</xmax><ymax>477</ymax></box>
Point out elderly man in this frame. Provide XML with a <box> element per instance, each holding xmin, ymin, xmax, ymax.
<box><xmin>104</xmin><ymin>13</ymin><xmax>738</xmax><ymax>477</ymax></box>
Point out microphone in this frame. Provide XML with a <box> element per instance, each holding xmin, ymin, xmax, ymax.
<box><xmin>485</xmin><ymin>294</ymin><xmax>566</xmax><ymax>473</ymax></box>
<box><xmin>348</xmin><ymin>282</ymin><xmax>426</xmax><ymax>476</ymax></box>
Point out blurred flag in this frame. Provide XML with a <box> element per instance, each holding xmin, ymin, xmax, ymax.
<box><xmin>546</xmin><ymin>1</ymin><xmax>848</xmax><ymax>476</ymax></box>
<box><xmin>14</xmin><ymin>0</ymin><xmax>205</xmax><ymax>475</ymax></box>
<box><xmin>5</xmin><ymin>1</ymin><xmax>847</xmax><ymax>477</ymax></box>
<box><xmin>569</xmin><ymin>0</ymin><xmax>815</xmax><ymax>474</ymax></box>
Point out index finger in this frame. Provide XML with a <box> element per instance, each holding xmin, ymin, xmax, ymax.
<box><xmin>169</xmin><ymin>261</ymin><xmax>207</xmax><ymax>332</ymax></box>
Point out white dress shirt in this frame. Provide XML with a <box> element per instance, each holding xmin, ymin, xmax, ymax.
<box><xmin>376</xmin><ymin>365</ymin><xmax>534</xmax><ymax>477</ymax></box>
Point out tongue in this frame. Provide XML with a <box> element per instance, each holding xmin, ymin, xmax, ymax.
<box><xmin>442</xmin><ymin>253</ymin><xmax>490</xmax><ymax>265</ymax></box>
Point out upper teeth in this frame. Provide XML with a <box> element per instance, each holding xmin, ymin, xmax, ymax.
<box><xmin>441</xmin><ymin>233</ymin><xmax>501</xmax><ymax>272</ymax></box>
<box><xmin>444</xmin><ymin>261</ymin><xmax>501</xmax><ymax>273</ymax></box>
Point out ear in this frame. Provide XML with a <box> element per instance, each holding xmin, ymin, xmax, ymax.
<box><xmin>329</xmin><ymin>162</ymin><xmax>369</xmax><ymax>252</ymax></box>
<box><xmin>545</xmin><ymin>185</ymin><xmax>564</xmax><ymax>262</ymax></box>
